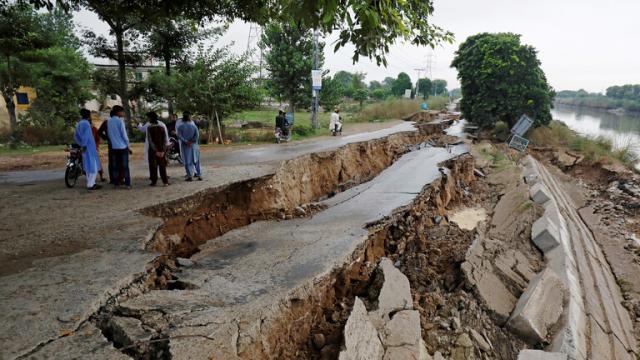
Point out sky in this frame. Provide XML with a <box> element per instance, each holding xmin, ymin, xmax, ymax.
<box><xmin>74</xmin><ymin>0</ymin><xmax>640</xmax><ymax>93</ymax></box>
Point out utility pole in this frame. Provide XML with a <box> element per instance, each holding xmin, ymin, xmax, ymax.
<box><xmin>311</xmin><ymin>29</ymin><xmax>320</xmax><ymax>129</ymax></box>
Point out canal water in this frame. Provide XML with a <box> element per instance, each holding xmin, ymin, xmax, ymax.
<box><xmin>552</xmin><ymin>104</ymin><xmax>640</xmax><ymax>150</ymax></box>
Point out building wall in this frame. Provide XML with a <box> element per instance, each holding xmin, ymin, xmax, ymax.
<box><xmin>0</xmin><ymin>86</ymin><xmax>37</xmax><ymax>134</ymax></box>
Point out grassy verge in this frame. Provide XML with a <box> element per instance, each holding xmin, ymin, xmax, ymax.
<box><xmin>529</xmin><ymin>120</ymin><xmax>639</xmax><ymax>168</ymax></box>
<box><xmin>0</xmin><ymin>144</ymin><xmax>64</xmax><ymax>156</ymax></box>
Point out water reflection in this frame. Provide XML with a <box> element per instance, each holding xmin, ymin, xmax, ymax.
<box><xmin>552</xmin><ymin>105</ymin><xmax>640</xmax><ymax>149</ymax></box>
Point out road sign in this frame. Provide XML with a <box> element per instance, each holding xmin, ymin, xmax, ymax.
<box><xmin>404</xmin><ymin>89</ymin><xmax>412</xmax><ymax>98</ymax></box>
<box><xmin>511</xmin><ymin>115</ymin><xmax>534</xmax><ymax>136</ymax></box>
<box><xmin>311</xmin><ymin>70</ymin><xmax>322</xmax><ymax>90</ymax></box>
<box><xmin>508</xmin><ymin>134</ymin><xmax>530</xmax><ymax>152</ymax></box>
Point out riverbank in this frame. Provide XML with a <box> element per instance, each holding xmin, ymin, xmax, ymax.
<box><xmin>555</xmin><ymin>100</ymin><xmax>640</xmax><ymax>115</ymax></box>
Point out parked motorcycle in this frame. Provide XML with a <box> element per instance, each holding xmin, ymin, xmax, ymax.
<box><xmin>167</xmin><ymin>136</ymin><xmax>183</xmax><ymax>164</ymax></box>
<box><xmin>64</xmin><ymin>144</ymin><xmax>84</xmax><ymax>188</ymax></box>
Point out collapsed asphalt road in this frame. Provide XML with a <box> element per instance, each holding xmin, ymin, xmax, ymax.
<box><xmin>0</xmin><ymin>118</ymin><xmax>449</xmax><ymax>359</ymax></box>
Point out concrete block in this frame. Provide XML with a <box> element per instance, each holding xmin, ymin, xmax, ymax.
<box><xmin>377</xmin><ymin>258</ymin><xmax>413</xmax><ymax>317</ymax></box>
<box><xmin>517</xmin><ymin>350</ymin><xmax>567</xmax><ymax>360</ymax></box>
<box><xmin>523</xmin><ymin>166</ymin><xmax>540</xmax><ymax>185</ymax></box>
<box><xmin>531</xmin><ymin>216</ymin><xmax>561</xmax><ymax>253</ymax></box>
<box><xmin>508</xmin><ymin>268</ymin><xmax>567</xmax><ymax>344</ymax></box>
<box><xmin>530</xmin><ymin>183</ymin><xmax>551</xmax><ymax>204</ymax></box>
<box><xmin>382</xmin><ymin>310</ymin><xmax>421</xmax><ymax>347</ymax></box>
<box><xmin>340</xmin><ymin>297</ymin><xmax>385</xmax><ymax>360</ymax></box>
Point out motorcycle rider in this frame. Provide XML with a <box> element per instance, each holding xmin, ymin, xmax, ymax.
<box><xmin>275</xmin><ymin>109</ymin><xmax>288</xmax><ymax>140</ymax></box>
<box><xmin>330</xmin><ymin>107</ymin><xmax>342</xmax><ymax>135</ymax></box>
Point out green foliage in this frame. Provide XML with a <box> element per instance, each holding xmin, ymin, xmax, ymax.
<box><xmin>492</xmin><ymin>120</ymin><xmax>509</xmax><ymax>141</ymax></box>
<box><xmin>356</xmin><ymin>99</ymin><xmax>420</xmax><ymax>122</ymax></box>
<box><xmin>426</xmin><ymin>96</ymin><xmax>449</xmax><ymax>110</ymax></box>
<box><xmin>451</xmin><ymin>33</ymin><xmax>555</xmax><ymax>129</ymax></box>
<box><xmin>371</xmin><ymin>88</ymin><xmax>388</xmax><ymax>100</ymax></box>
<box><xmin>319</xmin><ymin>75</ymin><xmax>343</xmax><ymax>112</ymax></box>
<box><xmin>368</xmin><ymin>80</ymin><xmax>382</xmax><ymax>90</ymax></box>
<box><xmin>261</xmin><ymin>22</ymin><xmax>323</xmax><ymax>111</ymax></box>
<box><xmin>556</xmin><ymin>86</ymin><xmax>640</xmax><ymax>112</ymax></box>
<box><xmin>417</xmin><ymin>78</ymin><xmax>431</xmax><ymax>99</ymax></box>
<box><xmin>392</xmin><ymin>72</ymin><xmax>412</xmax><ymax>97</ymax></box>
<box><xmin>450</xmin><ymin>88</ymin><xmax>462</xmax><ymax>99</ymax></box>
<box><xmin>352</xmin><ymin>88</ymin><xmax>369</xmax><ymax>108</ymax></box>
<box><xmin>432</xmin><ymin>79</ymin><xmax>448</xmax><ymax>96</ymax></box>
<box><xmin>173</xmin><ymin>47</ymin><xmax>260</xmax><ymax>121</ymax></box>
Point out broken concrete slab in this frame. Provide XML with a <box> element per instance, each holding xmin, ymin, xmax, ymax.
<box><xmin>530</xmin><ymin>183</ymin><xmax>551</xmax><ymax>204</ymax></box>
<box><xmin>106</xmin><ymin>316</ymin><xmax>155</xmax><ymax>353</ymax></box>
<box><xmin>522</xmin><ymin>166</ymin><xmax>540</xmax><ymax>185</ymax></box>
<box><xmin>531</xmin><ymin>215</ymin><xmax>561</xmax><ymax>253</ymax></box>
<box><xmin>339</xmin><ymin>297</ymin><xmax>385</xmax><ymax>360</ymax></box>
<box><xmin>517</xmin><ymin>349</ymin><xmax>567</xmax><ymax>360</ymax></box>
<box><xmin>23</xmin><ymin>323</ymin><xmax>130</xmax><ymax>360</ymax></box>
<box><xmin>383</xmin><ymin>310</ymin><xmax>422</xmax><ymax>347</ymax></box>
<box><xmin>508</xmin><ymin>268</ymin><xmax>566</xmax><ymax>344</ymax></box>
<box><xmin>377</xmin><ymin>258</ymin><xmax>413</xmax><ymax>317</ymax></box>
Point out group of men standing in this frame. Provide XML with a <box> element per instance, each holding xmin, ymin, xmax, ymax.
<box><xmin>73</xmin><ymin>106</ymin><xmax>202</xmax><ymax>191</ymax></box>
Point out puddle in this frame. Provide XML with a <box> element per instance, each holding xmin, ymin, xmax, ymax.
<box><xmin>450</xmin><ymin>207</ymin><xmax>487</xmax><ymax>230</ymax></box>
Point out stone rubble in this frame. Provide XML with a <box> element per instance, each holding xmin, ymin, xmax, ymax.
<box><xmin>339</xmin><ymin>258</ymin><xmax>431</xmax><ymax>360</ymax></box>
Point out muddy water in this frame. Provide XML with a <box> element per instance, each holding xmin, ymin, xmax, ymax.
<box><xmin>552</xmin><ymin>104</ymin><xmax>640</xmax><ymax>154</ymax></box>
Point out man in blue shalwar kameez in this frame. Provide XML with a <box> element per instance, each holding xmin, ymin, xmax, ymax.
<box><xmin>177</xmin><ymin>111</ymin><xmax>202</xmax><ymax>181</ymax></box>
<box><xmin>74</xmin><ymin>109</ymin><xmax>102</xmax><ymax>190</ymax></box>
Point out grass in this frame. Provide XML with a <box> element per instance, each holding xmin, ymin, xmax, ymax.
<box><xmin>529</xmin><ymin>120</ymin><xmax>640</xmax><ymax>168</ymax></box>
<box><xmin>354</xmin><ymin>96</ymin><xmax>450</xmax><ymax>122</ymax></box>
<box><xmin>480</xmin><ymin>146</ymin><xmax>513</xmax><ymax>171</ymax></box>
<box><xmin>0</xmin><ymin>143</ymin><xmax>64</xmax><ymax>156</ymax></box>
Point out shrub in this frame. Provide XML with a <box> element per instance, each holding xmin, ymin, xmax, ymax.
<box><xmin>492</xmin><ymin>121</ymin><xmax>510</xmax><ymax>141</ymax></box>
<box><xmin>357</xmin><ymin>99</ymin><xmax>420</xmax><ymax>122</ymax></box>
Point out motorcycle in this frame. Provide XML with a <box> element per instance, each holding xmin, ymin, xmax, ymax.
<box><xmin>64</xmin><ymin>144</ymin><xmax>84</xmax><ymax>188</ymax></box>
<box><xmin>331</xmin><ymin>122</ymin><xmax>343</xmax><ymax>136</ymax></box>
<box><xmin>275</xmin><ymin>125</ymin><xmax>290</xmax><ymax>143</ymax></box>
<box><xmin>167</xmin><ymin>136</ymin><xmax>183</xmax><ymax>164</ymax></box>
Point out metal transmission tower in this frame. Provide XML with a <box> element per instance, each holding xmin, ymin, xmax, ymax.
<box><xmin>414</xmin><ymin>68</ymin><xmax>426</xmax><ymax>98</ymax></box>
<box><xmin>246</xmin><ymin>24</ymin><xmax>264</xmax><ymax>80</ymax></box>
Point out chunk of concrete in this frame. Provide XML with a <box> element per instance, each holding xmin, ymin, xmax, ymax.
<box><xmin>508</xmin><ymin>268</ymin><xmax>567</xmax><ymax>344</ymax></box>
<box><xmin>340</xmin><ymin>297</ymin><xmax>384</xmax><ymax>360</ymax></box>
<box><xmin>377</xmin><ymin>257</ymin><xmax>413</xmax><ymax>316</ymax></box>
<box><xmin>530</xmin><ymin>183</ymin><xmax>551</xmax><ymax>204</ymax></box>
<box><xmin>382</xmin><ymin>310</ymin><xmax>421</xmax><ymax>347</ymax></box>
<box><xmin>531</xmin><ymin>215</ymin><xmax>561</xmax><ymax>253</ymax></box>
<box><xmin>523</xmin><ymin>167</ymin><xmax>539</xmax><ymax>185</ymax></box>
<box><xmin>517</xmin><ymin>349</ymin><xmax>567</xmax><ymax>360</ymax></box>
<box><xmin>384</xmin><ymin>339</ymin><xmax>432</xmax><ymax>360</ymax></box>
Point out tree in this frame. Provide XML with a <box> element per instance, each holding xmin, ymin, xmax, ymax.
<box><xmin>451</xmin><ymin>33</ymin><xmax>555</xmax><ymax>129</ymax></box>
<box><xmin>371</xmin><ymin>88</ymin><xmax>387</xmax><ymax>100</ymax></box>
<box><xmin>369</xmin><ymin>80</ymin><xmax>382</xmax><ymax>90</ymax></box>
<box><xmin>140</xmin><ymin>19</ymin><xmax>222</xmax><ymax>114</ymax></box>
<box><xmin>319</xmin><ymin>75</ymin><xmax>343</xmax><ymax>112</ymax></box>
<box><xmin>0</xmin><ymin>3</ymin><xmax>51</xmax><ymax>133</ymax></box>
<box><xmin>353</xmin><ymin>88</ymin><xmax>368</xmax><ymax>109</ymax></box>
<box><xmin>173</xmin><ymin>47</ymin><xmax>260</xmax><ymax>142</ymax></box>
<box><xmin>262</xmin><ymin>22</ymin><xmax>324</xmax><ymax>113</ymax></box>
<box><xmin>36</xmin><ymin>0</ymin><xmax>452</xmax><ymax>67</ymax></box>
<box><xmin>417</xmin><ymin>78</ymin><xmax>432</xmax><ymax>99</ymax></box>
<box><xmin>392</xmin><ymin>72</ymin><xmax>412</xmax><ymax>97</ymax></box>
<box><xmin>432</xmin><ymin>79</ymin><xmax>448</xmax><ymax>96</ymax></box>
<box><xmin>334</xmin><ymin>70</ymin><xmax>354</xmax><ymax>98</ymax></box>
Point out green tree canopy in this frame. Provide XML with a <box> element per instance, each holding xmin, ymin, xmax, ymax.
<box><xmin>261</xmin><ymin>22</ymin><xmax>324</xmax><ymax>112</ymax></box>
<box><xmin>392</xmin><ymin>72</ymin><xmax>412</xmax><ymax>97</ymax></box>
<box><xmin>432</xmin><ymin>79</ymin><xmax>448</xmax><ymax>96</ymax></box>
<box><xmin>451</xmin><ymin>32</ymin><xmax>555</xmax><ymax>129</ymax></box>
<box><xmin>319</xmin><ymin>74</ymin><xmax>343</xmax><ymax>112</ymax></box>
<box><xmin>417</xmin><ymin>78</ymin><xmax>432</xmax><ymax>99</ymax></box>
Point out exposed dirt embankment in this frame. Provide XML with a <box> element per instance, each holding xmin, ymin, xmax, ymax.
<box><xmin>229</xmin><ymin>154</ymin><xmax>477</xmax><ymax>359</ymax></box>
<box><xmin>142</xmin><ymin>127</ymin><xmax>445</xmax><ymax>259</ymax></box>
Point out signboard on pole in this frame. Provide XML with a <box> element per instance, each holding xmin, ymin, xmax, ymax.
<box><xmin>404</xmin><ymin>89</ymin><xmax>412</xmax><ymax>98</ymax></box>
<box><xmin>311</xmin><ymin>70</ymin><xmax>322</xmax><ymax>90</ymax></box>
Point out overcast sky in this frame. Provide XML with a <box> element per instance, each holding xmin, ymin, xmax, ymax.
<box><xmin>74</xmin><ymin>0</ymin><xmax>640</xmax><ymax>93</ymax></box>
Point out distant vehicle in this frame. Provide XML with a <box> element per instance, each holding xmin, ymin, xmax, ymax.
<box><xmin>64</xmin><ymin>144</ymin><xmax>83</xmax><ymax>188</ymax></box>
<box><xmin>275</xmin><ymin>125</ymin><xmax>290</xmax><ymax>143</ymax></box>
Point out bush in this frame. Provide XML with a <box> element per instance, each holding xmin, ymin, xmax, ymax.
<box><xmin>14</xmin><ymin>124</ymin><xmax>73</xmax><ymax>146</ymax></box>
<box><xmin>426</xmin><ymin>96</ymin><xmax>449</xmax><ymax>110</ymax></box>
<box><xmin>356</xmin><ymin>99</ymin><xmax>420</xmax><ymax>122</ymax></box>
<box><xmin>492</xmin><ymin>121</ymin><xmax>510</xmax><ymax>141</ymax></box>
<box><xmin>291</xmin><ymin>124</ymin><xmax>315</xmax><ymax>137</ymax></box>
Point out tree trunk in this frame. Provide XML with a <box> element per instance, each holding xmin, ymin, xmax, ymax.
<box><xmin>5</xmin><ymin>55</ymin><xmax>17</xmax><ymax>134</ymax></box>
<box><xmin>164</xmin><ymin>54</ymin><xmax>173</xmax><ymax>116</ymax></box>
<box><xmin>115</xmin><ymin>28</ymin><xmax>131</xmax><ymax>127</ymax></box>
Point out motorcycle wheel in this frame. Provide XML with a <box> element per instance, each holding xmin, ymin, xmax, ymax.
<box><xmin>65</xmin><ymin>166</ymin><xmax>79</xmax><ymax>188</ymax></box>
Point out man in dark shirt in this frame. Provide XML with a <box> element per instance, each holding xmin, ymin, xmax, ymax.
<box><xmin>146</xmin><ymin>111</ymin><xmax>170</xmax><ymax>186</ymax></box>
<box><xmin>275</xmin><ymin>110</ymin><xmax>288</xmax><ymax>137</ymax></box>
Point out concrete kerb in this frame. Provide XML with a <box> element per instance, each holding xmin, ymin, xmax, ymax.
<box><xmin>531</xmin><ymin>215</ymin><xmax>561</xmax><ymax>253</ymax></box>
<box><xmin>530</xmin><ymin>182</ymin><xmax>552</xmax><ymax>204</ymax></box>
<box><xmin>517</xmin><ymin>349</ymin><xmax>567</xmax><ymax>360</ymax></box>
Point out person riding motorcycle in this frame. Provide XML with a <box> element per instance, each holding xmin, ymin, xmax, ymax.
<box><xmin>330</xmin><ymin>107</ymin><xmax>343</xmax><ymax>135</ymax></box>
<box><xmin>275</xmin><ymin>109</ymin><xmax>289</xmax><ymax>140</ymax></box>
